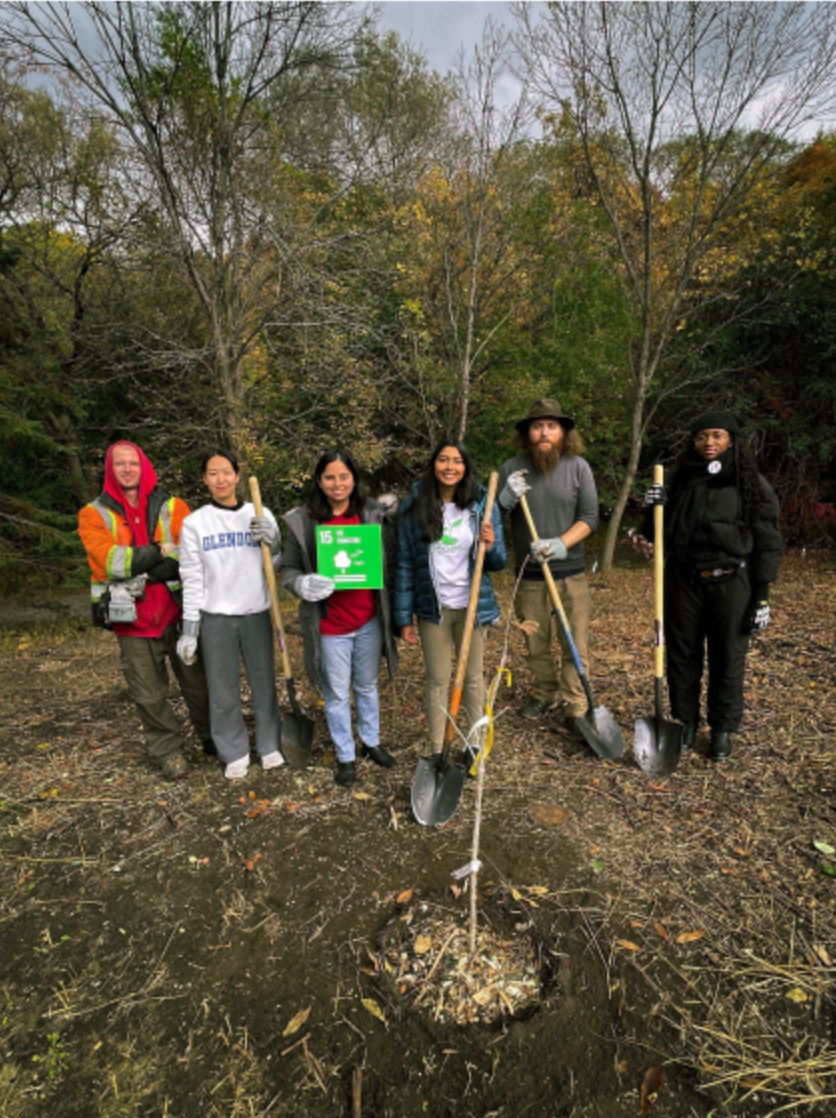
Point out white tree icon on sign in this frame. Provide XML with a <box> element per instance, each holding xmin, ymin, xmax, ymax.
<box><xmin>334</xmin><ymin>550</ymin><xmax>351</xmax><ymax>572</ymax></box>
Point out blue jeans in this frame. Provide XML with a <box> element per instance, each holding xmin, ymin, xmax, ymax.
<box><xmin>320</xmin><ymin>616</ymin><xmax>382</xmax><ymax>761</ymax></box>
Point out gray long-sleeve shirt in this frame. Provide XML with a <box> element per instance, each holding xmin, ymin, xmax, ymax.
<box><xmin>498</xmin><ymin>453</ymin><xmax>599</xmax><ymax>579</ymax></box>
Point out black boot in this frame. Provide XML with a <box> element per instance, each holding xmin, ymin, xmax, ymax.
<box><xmin>711</xmin><ymin>731</ymin><xmax>733</xmax><ymax>761</ymax></box>
<box><xmin>360</xmin><ymin>744</ymin><xmax>396</xmax><ymax>769</ymax></box>
<box><xmin>680</xmin><ymin>723</ymin><xmax>696</xmax><ymax>750</ymax></box>
<box><xmin>335</xmin><ymin>761</ymin><xmax>356</xmax><ymax>786</ymax></box>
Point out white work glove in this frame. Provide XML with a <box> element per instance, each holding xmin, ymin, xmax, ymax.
<box><xmin>498</xmin><ymin>469</ymin><xmax>530</xmax><ymax>511</ymax></box>
<box><xmin>250</xmin><ymin>516</ymin><xmax>280</xmax><ymax>549</ymax></box>
<box><xmin>295</xmin><ymin>574</ymin><xmax>335</xmax><ymax>601</ymax></box>
<box><xmin>530</xmin><ymin>537</ymin><xmax>568</xmax><ymax>563</ymax></box>
<box><xmin>743</xmin><ymin>601</ymin><xmax>771</xmax><ymax>635</ymax></box>
<box><xmin>177</xmin><ymin>620</ymin><xmax>200</xmax><ymax>665</ymax></box>
<box><xmin>644</xmin><ymin>483</ymin><xmax>667</xmax><ymax>507</ymax></box>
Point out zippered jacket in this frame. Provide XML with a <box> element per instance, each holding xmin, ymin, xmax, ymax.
<box><xmin>78</xmin><ymin>442</ymin><xmax>188</xmax><ymax>637</ymax></box>
<box><xmin>281</xmin><ymin>499</ymin><xmax>398</xmax><ymax>691</ymax></box>
<box><xmin>394</xmin><ymin>483</ymin><xmax>507</xmax><ymax>629</ymax></box>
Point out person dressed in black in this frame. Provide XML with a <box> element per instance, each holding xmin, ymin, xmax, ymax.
<box><xmin>644</xmin><ymin>410</ymin><xmax>783</xmax><ymax>760</ymax></box>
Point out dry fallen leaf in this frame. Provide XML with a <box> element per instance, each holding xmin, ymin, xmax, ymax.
<box><xmin>361</xmin><ymin>998</ymin><xmax>385</xmax><ymax>1023</ymax></box>
<box><xmin>786</xmin><ymin>987</ymin><xmax>808</xmax><ymax>1003</ymax></box>
<box><xmin>526</xmin><ymin>885</ymin><xmax>549</xmax><ymax>896</ymax></box>
<box><xmin>396</xmin><ymin>889</ymin><xmax>414</xmax><ymax>905</ymax></box>
<box><xmin>616</xmin><ymin>939</ymin><xmax>641</xmax><ymax>952</ymax></box>
<box><xmin>653</xmin><ymin>921</ymin><xmax>670</xmax><ymax>943</ymax></box>
<box><xmin>414</xmin><ymin>934</ymin><xmax>432</xmax><ymax>955</ymax></box>
<box><xmin>450</xmin><ymin>884</ymin><xmax>462</xmax><ymax>899</ymax></box>
<box><xmin>353</xmin><ymin>792</ymin><xmax>371</xmax><ymax>801</ymax></box>
<box><xmin>242</xmin><ymin>852</ymin><xmax>262</xmax><ymax>871</ymax></box>
<box><xmin>676</xmin><ymin>930</ymin><xmax>704</xmax><ymax>944</ymax></box>
<box><xmin>282</xmin><ymin>1007</ymin><xmax>311</xmax><ymax>1037</ymax></box>
<box><xmin>527</xmin><ymin>804</ymin><xmax>568</xmax><ymax>828</ymax></box>
<box><xmin>640</xmin><ymin>1066</ymin><xmax>665</xmax><ymax>1116</ymax></box>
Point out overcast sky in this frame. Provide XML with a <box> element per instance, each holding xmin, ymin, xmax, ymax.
<box><xmin>375</xmin><ymin>1</ymin><xmax>524</xmax><ymax>74</ymax></box>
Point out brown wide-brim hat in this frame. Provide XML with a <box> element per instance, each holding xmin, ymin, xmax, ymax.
<box><xmin>515</xmin><ymin>397</ymin><xmax>575</xmax><ymax>434</ymax></box>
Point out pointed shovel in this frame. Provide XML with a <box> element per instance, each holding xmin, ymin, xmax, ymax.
<box><xmin>519</xmin><ymin>494</ymin><xmax>625</xmax><ymax>760</ymax></box>
<box><xmin>250</xmin><ymin>477</ymin><xmax>315</xmax><ymax>769</ymax></box>
<box><xmin>411</xmin><ymin>472</ymin><xmax>499</xmax><ymax>826</ymax></box>
<box><xmin>633</xmin><ymin>465</ymin><xmax>683</xmax><ymax>776</ymax></box>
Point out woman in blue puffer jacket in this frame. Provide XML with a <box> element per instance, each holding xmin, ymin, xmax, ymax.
<box><xmin>395</xmin><ymin>440</ymin><xmax>507</xmax><ymax>757</ymax></box>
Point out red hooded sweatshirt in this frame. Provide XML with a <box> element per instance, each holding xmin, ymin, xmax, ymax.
<box><xmin>104</xmin><ymin>442</ymin><xmax>182</xmax><ymax>639</ymax></box>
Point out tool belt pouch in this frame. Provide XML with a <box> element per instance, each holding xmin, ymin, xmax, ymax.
<box><xmin>691</xmin><ymin>560</ymin><xmax>744</xmax><ymax>585</ymax></box>
<box><xmin>105</xmin><ymin>583</ymin><xmax>138</xmax><ymax>625</ymax></box>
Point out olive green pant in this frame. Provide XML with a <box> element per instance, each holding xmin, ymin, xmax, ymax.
<box><xmin>418</xmin><ymin>609</ymin><xmax>486</xmax><ymax>750</ymax></box>
<box><xmin>118</xmin><ymin>624</ymin><xmax>212</xmax><ymax>762</ymax></box>
<box><xmin>514</xmin><ymin>573</ymin><xmax>591</xmax><ymax>716</ymax></box>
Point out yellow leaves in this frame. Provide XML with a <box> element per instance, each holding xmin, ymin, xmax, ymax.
<box><xmin>361</xmin><ymin>998</ymin><xmax>385</xmax><ymax>1023</ymax></box>
<box><xmin>396</xmin><ymin>889</ymin><xmax>413</xmax><ymax>906</ymax></box>
<box><xmin>616</xmin><ymin>939</ymin><xmax>641</xmax><ymax>952</ymax></box>
<box><xmin>675</xmin><ymin>930</ymin><xmax>704</xmax><ymax>945</ymax></box>
<box><xmin>414</xmin><ymin>935</ymin><xmax>432</xmax><ymax>955</ymax></box>
<box><xmin>282</xmin><ymin>1007</ymin><xmax>311</xmax><ymax>1036</ymax></box>
<box><xmin>786</xmin><ymin>988</ymin><xmax>808</xmax><ymax>1004</ymax></box>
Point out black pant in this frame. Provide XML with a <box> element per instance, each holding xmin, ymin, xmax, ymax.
<box><xmin>664</xmin><ymin>563</ymin><xmax>751</xmax><ymax>733</ymax></box>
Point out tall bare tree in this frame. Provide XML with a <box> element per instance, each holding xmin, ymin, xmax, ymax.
<box><xmin>4</xmin><ymin>1</ymin><xmax>366</xmax><ymax>452</ymax></box>
<box><xmin>518</xmin><ymin>0</ymin><xmax>836</xmax><ymax>569</ymax></box>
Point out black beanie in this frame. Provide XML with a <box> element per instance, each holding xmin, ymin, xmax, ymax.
<box><xmin>690</xmin><ymin>410</ymin><xmax>740</xmax><ymax>437</ymax></box>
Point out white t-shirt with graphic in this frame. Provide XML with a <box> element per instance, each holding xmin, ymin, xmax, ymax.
<box><xmin>431</xmin><ymin>502</ymin><xmax>474</xmax><ymax>609</ymax></box>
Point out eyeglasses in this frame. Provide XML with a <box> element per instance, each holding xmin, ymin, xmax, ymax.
<box><xmin>694</xmin><ymin>430</ymin><xmax>729</xmax><ymax>444</ymax></box>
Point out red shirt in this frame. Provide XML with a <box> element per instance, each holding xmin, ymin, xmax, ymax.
<box><xmin>319</xmin><ymin>513</ymin><xmax>378</xmax><ymax>637</ymax></box>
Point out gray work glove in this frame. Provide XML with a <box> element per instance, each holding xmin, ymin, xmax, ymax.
<box><xmin>644</xmin><ymin>483</ymin><xmax>667</xmax><ymax>507</ymax></box>
<box><xmin>530</xmin><ymin>537</ymin><xmax>568</xmax><ymax>563</ymax></box>
<box><xmin>498</xmin><ymin>469</ymin><xmax>531</xmax><ymax>511</ymax></box>
<box><xmin>124</xmin><ymin>575</ymin><xmax>147</xmax><ymax>599</ymax></box>
<box><xmin>250</xmin><ymin>516</ymin><xmax>280</xmax><ymax>549</ymax></box>
<box><xmin>177</xmin><ymin>619</ymin><xmax>200</xmax><ymax>665</ymax></box>
<box><xmin>294</xmin><ymin>574</ymin><xmax>335</xmax><ymax>602</ymax></box>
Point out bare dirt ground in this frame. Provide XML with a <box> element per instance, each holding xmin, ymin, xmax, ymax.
<box><xmin>1</xmin><ymin>551</ymin><xmax>835</xmax><ymax>1118</ymax></box>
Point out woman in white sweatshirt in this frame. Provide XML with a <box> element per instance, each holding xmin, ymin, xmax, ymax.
<box><xmin>177</xmin><ymin>451</ymin><xmax>284</xmax><ymax>780</ymax></box>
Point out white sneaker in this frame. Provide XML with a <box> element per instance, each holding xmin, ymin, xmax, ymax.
<box><xmin>224</xmin><ymin>756</ymin><xmax>250</xmax><ymax>781</ymax></box>
<box><xmin>261</xmin><ymin>751</ymin><xmax>286</xmax><ymax>771</ymax></box>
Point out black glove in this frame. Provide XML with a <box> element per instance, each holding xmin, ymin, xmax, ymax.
<box><xmin>644</xmin><ymin>483</ymin><xmax>667</xmax><ymax>507</ymax></box>
<box><xmin>146</xmin><ymin>557</ymin><xmax>180</xmax><ymax>584</ymax></box>
<box><xmin>743</xmin><ymin>584</ymin><xmax>771</xmax><ymax>634</ymax></box>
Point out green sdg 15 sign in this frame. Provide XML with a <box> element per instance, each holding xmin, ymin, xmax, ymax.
<box><xmin>315</xmin><ymin>524</ymin><xmax>384</xmax><ymax>590</ymax></box>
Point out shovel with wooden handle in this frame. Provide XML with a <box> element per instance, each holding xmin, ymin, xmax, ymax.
<box><xmin>633</xmin><ymin>465</ymin><xmax>683</xmax><ymax>776</ymax></box>
<box><xmin>249</xmin><ymin>477</ymin><xmax>314</xmax><ymax>769</ymax></box>
<box><xmin>519</xmin><ymin>494</ymin><xmax>625</xmax><ymax>760</ymax></box>
<box><xmin>411</xmin><ymin>472</ymin><xmax>499</xmax><ymax>826</ymax></box>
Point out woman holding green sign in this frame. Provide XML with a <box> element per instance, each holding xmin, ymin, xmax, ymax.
<box><xmin>395</xmin><ymin>441</ymin><xmax>507</xmax><ymax>763</ymax></box>
<box><xmin>282</xmin><ymin>450</ymin><xmax>398</xmax><ymax>787</ymax></box>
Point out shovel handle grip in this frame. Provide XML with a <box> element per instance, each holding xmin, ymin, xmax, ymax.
<box><xmin>653</xmin><ymin>464</ymin><xmax>665</xmax><ymax>682</ymax></box>
<box><xmin>442</xmin><ymin>472</ymin><xmax>499</xmax><ymax>755</ymax></box>
<box><xmin>249</xmin><ymin>476</ymin><xmax>293</xmax><ymax>681</ymax></box>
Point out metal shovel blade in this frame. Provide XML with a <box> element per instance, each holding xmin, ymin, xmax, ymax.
<box><xmin>633</xmin><ymin>717</ymin><xmax>683</xmax><ymax>777</ymax></box>
<box><xmin>281</xmin><ymin>710</ymin><xmax>314</xmax><ymax>769</ymax></box>
<box><xmin>575</xmin><ymin>706</ymin><xmax>626</xmax><ymax>760</ymax></box>
<box><xmin>411</xmin><ymin>753</ymin><xmax>466</xmax><ymax>826</ymax></box>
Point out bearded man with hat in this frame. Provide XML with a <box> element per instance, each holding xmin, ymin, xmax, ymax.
<box><xmin>644</xmin><ymin>410</ymin><xmax>783</xmax><ymax>760</ymax></box>
<box><xmin>498</xmin><ymin>399</ymin><xmax>599</xmax><ymax>729</ymax></box>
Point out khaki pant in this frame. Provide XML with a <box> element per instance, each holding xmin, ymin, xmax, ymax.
<box><xmin>514</xmin><ymin>574</ymin><xmax>591</xmax><ymax>716</ymax></box>
<box><xmin>418</xmin><ymin>610</ymin><xmax>486</xmax><ymax>749</ymax></box>
<box><xmin>118</xmin><ymin>624</ymin><xmax>211</xmax><ymax>762</ymax></box>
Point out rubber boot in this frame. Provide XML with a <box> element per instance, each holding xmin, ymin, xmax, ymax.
<box><xmin>681</xmin><ymin>723</ymin><xmax>696</xmax><ymax>750</ymax></box>
<box><xmin>711</xmin><ymin>731</ymin><xmax>733</xmax><ymax>761</ymax></box>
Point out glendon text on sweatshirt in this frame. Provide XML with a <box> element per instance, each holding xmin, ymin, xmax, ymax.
<box><xmin>179</xmin><ymin>501</ymin><xmax>280</xmax><ymax>622</ymax></box>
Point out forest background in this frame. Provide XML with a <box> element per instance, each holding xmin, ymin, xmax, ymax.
<box><xmin>2</xmin><ymin>0</ymin><xmax>836</xmax><ymax>596</ymax></box>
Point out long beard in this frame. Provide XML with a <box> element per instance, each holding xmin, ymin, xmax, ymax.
<box><xmin>529</xmin><ymin>442</ymin><xmax>562</xmax><ymax>475</ymax></box>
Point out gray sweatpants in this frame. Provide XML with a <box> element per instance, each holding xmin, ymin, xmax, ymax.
<box><xmin>199</xmin><ymin>610</ymin><xmax>282</xmax><ymax>765</ymax></box>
